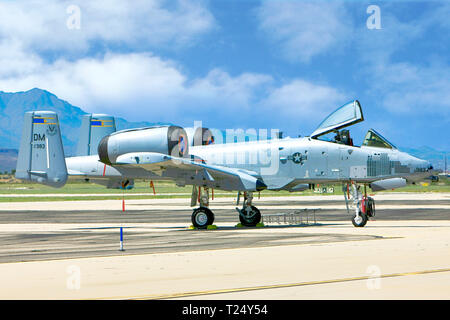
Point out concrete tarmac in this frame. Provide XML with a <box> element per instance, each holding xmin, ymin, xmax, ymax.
<box><xmin>0</xmin><ymin>193</ymin><xmax>449</xmax><ymax>299</ymax></box>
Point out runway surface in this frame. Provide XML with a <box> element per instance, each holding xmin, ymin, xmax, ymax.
<box><xmin>0</xmin><ymin>193</ymin><xmax>449</xmax><ymax>299</ymax></box>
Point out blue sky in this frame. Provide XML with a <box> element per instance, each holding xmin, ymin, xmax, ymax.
<box><xmin>0</xmin><ymin>0</ymin><xmax>448</xmax><ymax>150</ymax></box>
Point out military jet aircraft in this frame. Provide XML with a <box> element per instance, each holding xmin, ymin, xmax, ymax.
<box><xmin>15</xmin><ymin>100</ymin><xmax>433</xmax><ymax>228</ymax></box>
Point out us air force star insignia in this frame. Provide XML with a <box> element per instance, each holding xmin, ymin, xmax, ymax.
<box><xmin>292</xmin><ymin>152</ymin><xmax>303</xmax><ymax>164</ymax></box>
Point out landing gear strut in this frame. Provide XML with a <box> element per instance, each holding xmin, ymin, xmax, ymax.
<box><xmin>236</xmin><ymin>192</ymin><xmax>261</xmax><ymax>227</ymax></box>
<box><xmin>345</xmin><ymin>183</ymin><xmax>376</xmax><ymax>227</ymax></box>
<box><xmin>191</xmin><ymin>186</ymin><xmax>215</xmax><ymax>229</ymax></box>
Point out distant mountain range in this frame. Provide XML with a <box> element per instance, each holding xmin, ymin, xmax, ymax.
<box><xmin>399</xmin><ymin>146</ymin><xmax>447</xmax><ymax>172</ymax></box>
<box><xmin>0</xmin><ymin>88</ymin><xmax>168</xmax><ymax>156</ymax></box>
<box><xmin>0</xmin><ymin>88</ymin><xmax>447</xmax><ymax>172</ymax></box>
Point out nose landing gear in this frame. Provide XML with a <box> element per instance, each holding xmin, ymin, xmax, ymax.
<box><xmin>345</xmin><ymin>183</ymin><xmax>376</xmax><ymax>227</ymax></box>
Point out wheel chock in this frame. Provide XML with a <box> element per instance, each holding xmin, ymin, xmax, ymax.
<box><xmin>235</xmin><ymin>223</ymin><xmax>265</xmax><ymax>228</ymax></box>
<box><xmin>188</xmin><ymin>225</ymin><xmax>218</xmax><ymax>230</ymax></box>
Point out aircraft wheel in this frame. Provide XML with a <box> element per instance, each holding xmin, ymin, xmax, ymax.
<box><xmin>239</xmin><ymin>205</ymin><xmax>261</xmax><ymax>227</ymax></box>
<box><xmin>352</xmin><ymin>212</ymin><xmax>368</xmax><ymax>227</ymax></box>
<box><xmin>367</xmin><ymin>197</ymin><xmax>375</xmax><ymax>217</ymax></box>
<box><xmin>192</xmin><ymin>207</ymin><xmax>214</xmax><ymax>229</ymax></box>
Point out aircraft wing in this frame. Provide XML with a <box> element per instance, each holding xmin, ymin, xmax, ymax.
<box><xmin>111</xmin><ymin>152</ymin><xmax>266</xmax><ymax>192</ymax></box>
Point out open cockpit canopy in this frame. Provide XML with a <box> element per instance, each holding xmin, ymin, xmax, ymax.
<box><xmin>310</xmin><ymin>100</ymin><xmax>363</xmax><ymax>139</ymax></box>
<box><xmin>362</xmin><ymin>128</ymin><xmax>397</xmax><ymax>149</ymax></box>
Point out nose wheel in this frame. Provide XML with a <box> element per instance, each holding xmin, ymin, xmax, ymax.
<box><xmin>352</xmin><ymin>212</ymin><xmax>368</xmax><ymax>227</ymax></box>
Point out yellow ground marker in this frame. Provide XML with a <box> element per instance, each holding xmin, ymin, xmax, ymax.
<box><xmin>188</xmin><ymin>225</ymin><xmax>218</xmax><ymax>230</ymax></box>
<box><xmin>235</xmin><ymin>223</ymin><xmax>265</xmax><ymax>228</ymax></box>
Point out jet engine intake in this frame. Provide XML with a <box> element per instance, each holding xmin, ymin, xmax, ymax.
<box><xmin>185</xmin><ymin>127</ymin><xmax>215</xmax><ymax>146</ymax></box>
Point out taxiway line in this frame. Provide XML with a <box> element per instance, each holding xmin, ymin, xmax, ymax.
<box><xmin>123</xmin><ymin>267</ymin><xmax>450</xmax><ymax>300</ymax></box>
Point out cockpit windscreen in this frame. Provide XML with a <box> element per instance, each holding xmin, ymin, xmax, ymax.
<box><xmin>362</xmin><ymin>129</ymin><xmax>397</xmax><ymax>149</ymax></box>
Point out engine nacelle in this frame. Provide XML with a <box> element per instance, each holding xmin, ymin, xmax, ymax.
<box><xmin>98</xmin><ymin>126</ymin><xmax>189</xmax><ymax>165</ymax></box>
<box><xmin>370</xmin><ymin>177</ymin><xmax>407</xmax><ymax>191</ymax></box>
<box><xmin>185</xmin><ymin>127</ymin><xmax>215</xmax><ymax>146</ymax></box>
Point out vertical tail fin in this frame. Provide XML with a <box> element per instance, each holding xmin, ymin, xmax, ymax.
<box><xmin>76</xmin><ymin>114</ymin><xmax>116</xmax><ymax>156</ymax></box>
<box><xmin>15</xmin><ymin>111</ymin><xmax>67</xmax><ymax>188</ymax></box>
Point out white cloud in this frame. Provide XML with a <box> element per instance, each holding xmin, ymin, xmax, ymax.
<box><xmin>373</xmin><ymin>62</ymin><xmax>450</xmax><ymax>118</ymax></box>
<box><xmin>255</xmin><ymin>0</ymin><xmax>450</xmax><ymax>122</ymax></box>
<box><xmin>0</xmin><ymin>0</ymin><xmax>234</xmax><ymax>125</ymax></box>
<box><xmin>0</xmin><ymin>0</ymin><xmax>355</xmax><ymax>132</ymax></box>
<box><xmin>0</xmin><ymin>40</ymin><xmax>44</xmax><ymax>77</ymax></box>
<box><xmin>0</xmin><ymin>49</ymin><xmax>271</xmax><ymax>122</ymax></box>
<box><xmin>0</xmin><ymin>0</ymin><xmax>216</xmax><ymax>55</ymax></box>
<box><xmin>0</xmin><ymin>51</ymin><xmax>186</xmax><ymax>116</ymax></box>
<box><xmin>0</xmin><ymin>43</ymin><xmax>347</xmax><ymax>131</ymax></box>
<box><xmin>356</xmin><ymin>8</ymin><xmax>425</xmax><ymax>65</ymax></box>
<box><xmin>187</xmin><ymin>69</ymin><xmax>273</xmax><ymax>108</ymax></box>
<box><xmin>256</xmin><ymin>1</ymin><xmax>353</xmax><ymax>63</ymax></box>
<box><xmin>262</xmin><ymin>80</ymin><xmax>345</xmax><ymax>116</ymax></box>
<box><xmin>356</xmin><ymin>5</ymin><xmax>450</xmax><ymax>119</ymax></box>
<box><xmin>422</xmin><ymin>2</ymin><xmax>450</xmax><ymax>31</ymax></box>
<box><xmin>259</xmin><ymin>79</ymin><xmax>348</xmax><ymax>133</ymax></box>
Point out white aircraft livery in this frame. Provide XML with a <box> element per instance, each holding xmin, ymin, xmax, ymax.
<box><xmin>15</xmin><ymin>100</ymin><xmax>433</xmax><ymax>228</ymax></box>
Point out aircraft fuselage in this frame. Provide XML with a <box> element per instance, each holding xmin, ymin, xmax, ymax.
<box><xmin>65</xmin><ymin>136</ymin><xmax>431</xmax><ymax>190</ymax></box>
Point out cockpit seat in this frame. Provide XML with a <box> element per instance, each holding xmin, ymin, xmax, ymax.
<box><xmin>334</xmin><ymin>129</ymin><xmax>353</xmax><ymax>146</ymax></box>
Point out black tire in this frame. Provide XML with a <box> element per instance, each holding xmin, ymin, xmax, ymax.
<box><xmin>352</xmin><ymin>212</ymin><xmax>368</xmax><ymax>227</ymax></box>
<box><xmin>239</xmin><ymin>205</ymin><xmax>261</xmax><ymax>227</ymax></box>
<box><xmin>192</xmin><ymin>207</ymin><xmax>214</xmax><ymax>229</ymax></box>
<box><xmin>367</xmin><ymin>197</ymin><xmax>375</xmax><ymax>217</ymax></box>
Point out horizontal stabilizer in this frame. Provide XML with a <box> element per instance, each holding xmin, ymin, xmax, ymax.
<box><xmin>29</xmin><ymin>171</ymin><xmax>48</xmax><ymax>177</ymax></box>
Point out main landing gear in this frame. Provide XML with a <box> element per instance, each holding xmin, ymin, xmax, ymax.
<box><xmin>191</xmin><ymin>186</ymin><xmax>215</xmax><ymax>229</ymax></box>
<box><xmin>236</xmin><ymin>192</ymin><xmax>261</xmax><ymax>227</ymax></box>
<box><xmin>192</xmin><ymin>207</ymin><xmax>214</xmax><ymax>229</ymax></box>
<box><xmin>190</xmin><ymin>187</ymin><xmax>262</xmax><ymax>229</ymax></box>
<box><xmin>345</xmin><ymin>183</ymin><xmax>376</xmax><ymax>227</ymax></box>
